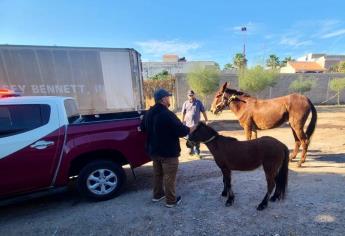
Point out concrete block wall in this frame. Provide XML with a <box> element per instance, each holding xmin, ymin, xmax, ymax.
<box><xmin>173</xmin><ymin>72</ymin><xmax>345</xmax><ymax>110</ymax></box>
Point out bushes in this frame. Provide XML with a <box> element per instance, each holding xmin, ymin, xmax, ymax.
<box><xmin>239</xmin><ymin>66</ymin><xmax>279</xmax><ymax>94</ymax></box>
<box><xmin>289</xmin><ymin>76</ymin><xmax>315</xmax><ymax>94</ymax></box>
<box><xmin>187</xmin><ymin>66</ymin><xmax>220</xmax><ymax>100</ymax></box>
<box><xmin>143</xmin><ymin>78</ymin><xmax>175</xmax><ymax>98</ymax></box>
<box><xmin>329</xmin><ymin>78</ymin><xmax>345</xmax><ymax>105</ymax></box>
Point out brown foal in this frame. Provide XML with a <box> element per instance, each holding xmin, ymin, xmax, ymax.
<box><xmin>188</xmin><ymin>122</ymin><xmax>289</xmax><ymax>211</ymax></box>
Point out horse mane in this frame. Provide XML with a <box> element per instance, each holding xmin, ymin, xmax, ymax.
<box><xmin>196</xmin><ymin>122</ymin><xmax>238</xmax><ymax>141</ymax></box>
<box><xmin>224</xmin><ymin>88</ymin><xmax>251</xmax><ymax>98</ymax></box>
<box><xmin>194</xmin><ymin>122</ymin><xmax>216</xmax><ymax>135</ymax></box>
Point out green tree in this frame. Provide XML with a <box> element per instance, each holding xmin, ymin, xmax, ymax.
<box><xmin>187</xmin><ymin>66</ymin><xmax>220</xmax><ymax>101</ymax></box>
<box><xmin>148</xmin><ymin>70</ymin><xmax>170</xmax><ymax>80</ymax></box>
<box><xmin>233</xmin><ymin>53</ymin><xmax>246</xmax><ymax>69</ymax></box>
<box><xmin>329</xmin><ymin>61</ymin><xmax>345</xmax><ymax>73</ymax></box>
<box><xmin>328</xmin><ymin>64</ymin><xmax>339</xmax><ymax>73</ymax></box>
<box><xmin>329</xmin><ymin>78</ymin><xmax>345</xmax><ymax>105</ymax></box>
<box><xmin>266</xmin><ymin>54</ymin><xmax>280</xmax><ymax>69</ymax></box>
<box><xmin>239</xmin><ymin>65</ymin><xmax>279</xmax><ymax>95</ymax></box>
<box><xmin>337</xmin><ymin>61</ymin><xmax>345</xmax><ymax>73</ymax></box>
<box><xmin>223</xmin><ymin>63</ymin><xmax>235</xmax><ymax>70</ymax></box>
<box><xmin>280</xmin><ymin>56</ymin><xmax>294</xmax><ymax>67</ymax></box>
<box><xmin>289</xmin><ymin>76</ymin><xmax>315</xmax><ymax>94</ymax></box>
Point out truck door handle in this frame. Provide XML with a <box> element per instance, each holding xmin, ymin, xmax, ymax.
<box><xmin>30</xmin><ymin>140</ymin><xmax>55</xmax><ymax>150</ymax></box>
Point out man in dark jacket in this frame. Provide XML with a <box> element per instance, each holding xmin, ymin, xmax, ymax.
<box><xmin>141</xmin><ymin>88</ymin><xmax>190</xmax><ymax>208</ymax></box>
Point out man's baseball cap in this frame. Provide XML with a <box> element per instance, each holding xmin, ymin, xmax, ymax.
<box><xmin>154</xmin><ymin>88</ymin><xmax>172</xmax><ymax>102</ymax></box>
<box><xmin>188</xmin><ymin>90</ymin><xmax>195</xmax><ymax>96</ymax></box>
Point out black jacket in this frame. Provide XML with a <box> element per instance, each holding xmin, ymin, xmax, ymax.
<box><xmin>141</xmin><ymin>103</ymin><xmax>190</xmax><ymax>158</ymax></box>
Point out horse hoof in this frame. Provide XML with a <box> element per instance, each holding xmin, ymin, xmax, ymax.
<box><xmin>225</xmin><ymin>198</ymin><xmax>234</xmax><ymax>207</ymax></box>
<box><xmin>297</xmin><ymin>162</ymin><xmax>302</xmax><ymax>168</ymax></box>
<box><xmin>221</xmin><ymin>191</ymin><xmax>227</xmax><ymax>197</ymax></box>
<box><xmin>256</xmin><ymin>204</ymin><xmax>267</xmax><ymax>211</ymax></box>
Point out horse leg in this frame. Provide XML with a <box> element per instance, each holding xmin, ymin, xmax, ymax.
<box><xmin>289</xmin><ymin>127</ymin><xmax>301</xmax><ymax>161</ymax></box>
<box><xmin>221</xmin><ymin>172</ymin><xmax>228</xmax><ymax>197</ymax></box>
<box><xmin>257</xmin><ymin>169</ymin><xmax>275</xmax><ymax>211</ymax></box>
<box><xmin>225</xmin><ymin>170</ymin><xmax>235</xmax><ymax>207</ymax></box>
<box><xmin>292</xmin><ymin>126</ymin><xmax>308</xmax><ymax>167</ymax></box>
<box><xmin>270</xmin><ymin>172</ymin><xmax>282</xmax><ymax>202</ymax></box>
<box><xmin>220</xmin><ymin>168</ymin><xmax>234</xmax><ymax>206</ymax></box>
<box><xmin>300</xmin><ymin>137</ymin><xmax>309</xmax><ymax>164</ymax></box>
<box><xmin>252</xmin><ymin>127</ymin><xmax>258</xmax><ymax>139</ymax></box>
<box><xmin>244</xmin><ymin>125</ymin><xmax>252</xmax><ymax>140</ymax></box>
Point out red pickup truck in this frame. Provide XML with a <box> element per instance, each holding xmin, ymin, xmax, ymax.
<box><xmin>0</xmin><ymin>93</ymin><xmax>150</xmax><ymax>201</ymax></box>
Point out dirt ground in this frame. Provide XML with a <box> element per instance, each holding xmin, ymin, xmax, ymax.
<box><xmin>0</xmin><ymin>106</ymin><xmax>344</xmax><ymax>236</ymax></box>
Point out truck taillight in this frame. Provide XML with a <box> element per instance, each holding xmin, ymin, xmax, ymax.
<box><xmin>0</xmin><ymin>89</ymin><xmax>20</xmax><ymax>98</ymax></box>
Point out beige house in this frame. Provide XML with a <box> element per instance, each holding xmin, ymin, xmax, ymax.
<box><xmin>280</xmin><ymin>61</ymin><xmax>325</xmax><ymax>73</ymax></box>
<box><xmin>316</xmin><ymin>55</ymin><xmax>345</xmax><ymax>69</ymax></box>
<box><xmin>297</xmin><ymin>53</ymin><xmax>345</xmax><ymax>70</ymax></box>
<box><xmin>162</xmin><ymin>54</ymin><xmax>179</xmax><ymax>62</ymax></box>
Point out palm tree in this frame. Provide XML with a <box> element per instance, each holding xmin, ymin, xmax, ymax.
<box><xmin>280</xmin><ymin>56</ymin><xmax>294</xmax><ymax>67</ymax></box>
<box><xmin>233</xmin><ymin>53</ymin><xmax>246</xmax><ymax>69</ymax></box>
<box><xmin>266</xmin><ymin>54</ymin><xmax>280</xmax><ymax>69</ymax></box>
<box><xmin>223</xmin><ymin>63</ymin><xmax>235</xmax><ymax>71</ymax></box>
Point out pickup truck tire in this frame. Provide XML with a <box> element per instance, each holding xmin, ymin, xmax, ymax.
<box><xmin>77</xmin><ymin>161</ymin><xmax>126</xmax><ymax>201</ymax></box>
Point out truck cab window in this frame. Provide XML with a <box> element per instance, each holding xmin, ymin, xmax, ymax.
<box><xmin>64</xmin><ymin>99</ymin><xmax>81</xmax><ymax>123</ymax></box>
<box><xmin>0</xmin><ymin>104</ymin><xmax>50</xmax><ymax>137</ymax></box>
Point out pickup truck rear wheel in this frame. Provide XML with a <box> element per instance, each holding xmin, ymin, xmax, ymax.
<box><xmin>77</xmin><ymin>161</ymin><xmax>126</xmax><ymax>201</ymax></box>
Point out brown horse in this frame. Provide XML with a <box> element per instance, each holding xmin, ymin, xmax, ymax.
<box><xmin>188</xmin><ymin>122</ymin><xmax>289</xmax><ymax>210</ymax></box>
<box><xmin>210</xmin><ymin>82</ymin><xmax>317</xmax><ymax>167</ymax></box>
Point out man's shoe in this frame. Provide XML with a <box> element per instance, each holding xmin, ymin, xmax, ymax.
<box><xmin>165</xmin><ymin>196</ymin><xmax>182</xmax><ymax>208</ymax></box>
<box><xmin>152</xmin><ymin>196</ymin><xmax>165</xmax><ymax>202</ymax></box>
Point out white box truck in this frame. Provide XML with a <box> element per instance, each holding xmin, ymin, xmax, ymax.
<box><xmin>0</xmin><ymin>45</ymin><xmax>145</xmax><ymax>114</ymax></box>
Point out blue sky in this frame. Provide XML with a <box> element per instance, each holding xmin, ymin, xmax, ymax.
<box><xmin>1</xmin><ymin>0</ymin><xmax>345</xmax><ymax>66</ymax></box>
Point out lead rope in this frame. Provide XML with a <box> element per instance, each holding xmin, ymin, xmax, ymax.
<box><xmin>202</xmin><ymin>135</ymin><xmax>217</xmax><ymax>144</ymax></box>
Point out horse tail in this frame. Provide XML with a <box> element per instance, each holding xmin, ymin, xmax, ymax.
<box><xmin>306</xmin><ymin>98</ymin><xmax>317</xmax><ymax>139</ymax></box>
<box><xmin>276</xmin><ymin>146</ymin><xmax>289</xmax><ymax>199</ymax></box>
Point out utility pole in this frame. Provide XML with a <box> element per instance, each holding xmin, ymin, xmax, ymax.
<box><xmin>241</xmin><ymin>26</ymin><xmax>247</xmax><ymax>67</ymax></box>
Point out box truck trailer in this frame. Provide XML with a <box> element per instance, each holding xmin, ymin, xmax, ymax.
<box><xmin>0</xmin><ymin>45</ymin><xmax>145</xmax><ymax>114</ymax></box>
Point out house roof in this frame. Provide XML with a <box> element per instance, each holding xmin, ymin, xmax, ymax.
<box><xmin>288</xmin><ymin>61</ymin><xmax>325</xmax><ymax>72</ymax></box>
<box><xmin>163</xmin><ymin>54</ymin><xmax>178</xmax><ymax>58</ymax></box>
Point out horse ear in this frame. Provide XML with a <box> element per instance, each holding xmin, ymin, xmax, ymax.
<box><xmin>221</xmin><ymin>82</ymin><xmax>228</xmax><ymax>92</ymax></box>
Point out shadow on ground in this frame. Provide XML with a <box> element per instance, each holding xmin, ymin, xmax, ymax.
<box><xmin>208</xmin><ymin>119</ymin><xmax>242</xmax><ymax>131</ymax></box>
<box><xmin>310</xmin><ymin>153</ymin><xmax>345</xmax><ymax>164</ymax></box>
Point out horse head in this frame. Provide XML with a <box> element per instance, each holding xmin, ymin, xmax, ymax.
<box><xmin>210</xmin><ymin>82</ymin><xmax>229</xmax><ymax>114</ymax></box>
<box><xmin>188</xmin><ymin>122</ymin><xmax>218</xmax><ymax>144</ymax></box>
<box><xmin>210</xmin><ymin>82</ymin><xmax>247</xmax><ymax>114</ymax></box>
